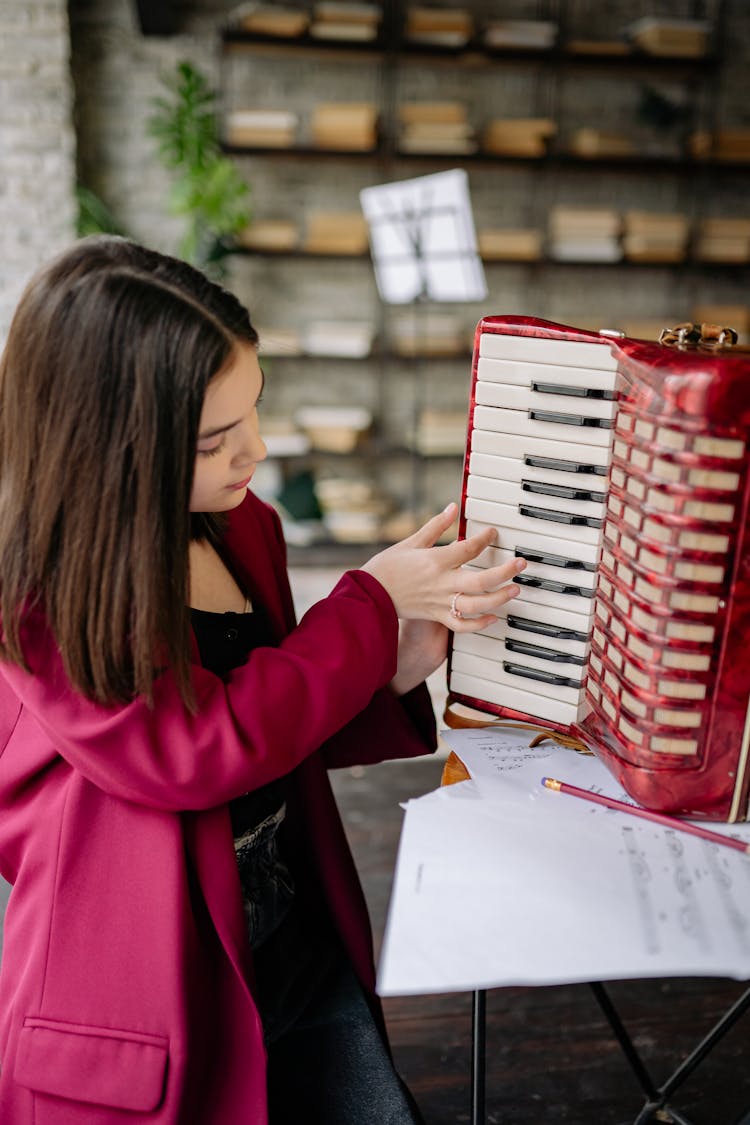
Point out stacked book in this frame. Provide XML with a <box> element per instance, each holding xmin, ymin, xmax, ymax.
<box><xmin>257</xmin><ymin>415</ymin><xmax>311</xmax><ymax>458</ymax></box>
<box><xmin>568</xmin><ymin>127</ymin><xmax>636</xmax><ymax>159</ymax></box>
<box><xmin>404</xmin><ymin>6</ymin><xmax>473</xmax><ymax>48</ymax></box>
<box><xmin>235</xmin><ymin>219</ymin><xmax>299</xmax><ymax>252</ymax></box>
<box><xmin>477</xmin><ymin>228</ymin><xmax>542</xmax><ymax>261</ymax></box>
<box><xmin>310</xmin><ymin>102</ymin><xmax>378</xmax><ymax>150</ymax></box>
<box><xmin>225</xmin><ymin>109</ymin><xmax>298</xmax><ymax>148</ymax></box>
<box><xmin>295</xmin><ymin>405</ymin><xmax>373</xmax><ymax>454</ymax></box>
<box><xmin>391</xmin><ymin>312</ymin><xmax>466</xmax><ymax>357</ymax></box>
<box><xmin>482</xmin><ymin>117</ymin><xmax>555</xmax><ymax>158</ymax></box>
<box><xmin>548</xmin><ymin>206</ymin><xmax>622</xmax><ymax>262</ymax></box>
<box><xmin>692</xmin><ymin>218</ymin><xmax>750</xmax><ymax>263</ymax></box>
<box><xmin>234</xmin><ymin>4</ymin><xmax>310</xmax><ymax>37</ymax></box>
<box><xmin>483</xmin><ymin>19</ymin><xmax>556</xmax><ymax>50</ymax></box>
<box><xmin>414</xmin><ymin>409</ymin><xmax>467</xmax><ymax>456</ymax></box>
<box><xmin>397</xmin><ymin>102</ymin><xmax>476</xmax><ymax>155</ymax></box>
<box><xmin>622</xmin><ymin>211</ymin><xmax>689</xmax><ymax>262</ymax></box>
<box><xmin>315</xmin><ymin>476</ymin><xmax>392</xmax><ymax>544</ymax></box>
<box><xmin>309</xmin><ymin>2</ymin><xmax>382</xmax><ymax>41</ymax></box>
<box><xmin>689</xmin><ymin>129</ymin><xmax>750</xmax><ymax>163</ymax></box>
<box><xmin>302</xmin><ymin>211</ymin><xmax>370</xmax><ymax>255</ymax></box>
<box><xmin>301</xmin><ymin>320</ymin><xmax>375</xmax><ymax>357</ymax></box>
<box><xmin>624</xmin><ymin>17</ymin><xmax>710</xmax><ymax>58</ymax></box>
<box><xmin>256</xmin><ymin>326</ymin><xmax>303</xmax><ymax>356</ymax></box>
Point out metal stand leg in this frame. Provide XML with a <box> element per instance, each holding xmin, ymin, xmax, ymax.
<box><xmin>471</xmin><ymin>989</ymin><xmax>486</xmax><ymax>1125</ymax></box>
<box><xmin>591</xmin><ymin>981</ymin><xmax>750</xmax><ymax>1125</ymax></box>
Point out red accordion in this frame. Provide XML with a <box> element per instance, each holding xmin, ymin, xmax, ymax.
<box><xmin>448</xmin><ymin>315</ymin><xmax>750</xmax><ymax>821</ymax></box>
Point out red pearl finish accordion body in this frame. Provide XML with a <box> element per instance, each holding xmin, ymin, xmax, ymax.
<box><xmin>448</xmin><ymin>315</ymin><xmax>750</xmax><ymax>821</ymax></box>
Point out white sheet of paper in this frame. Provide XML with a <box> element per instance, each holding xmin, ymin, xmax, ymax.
<box><xmin>377</xmin><ymin>731</ymin><xmax>750</xmax><ymax>997</ymax></box>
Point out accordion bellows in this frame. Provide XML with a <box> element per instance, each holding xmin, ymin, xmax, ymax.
<box><xmin>448</xmin><ymin>316</ymin><xmax>750</xmax><ymax>821</ymax></box>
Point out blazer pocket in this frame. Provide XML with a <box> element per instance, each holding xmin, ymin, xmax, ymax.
<box><xmin>14</xmin><ymin>1016</ymin><xmax>169</xmax><ymax>1112</ymax></box>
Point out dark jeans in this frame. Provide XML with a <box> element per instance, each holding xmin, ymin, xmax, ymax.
<box><xmin>265</xmin><ymin>955</ymin><xmax>424</xmax><ymax>1125</ymax></box>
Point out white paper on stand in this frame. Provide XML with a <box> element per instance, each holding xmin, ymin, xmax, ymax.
<box><xmin>377</xmin><ymin>730</ymin><xmax>750</xmax><ymax>997</ymax></box>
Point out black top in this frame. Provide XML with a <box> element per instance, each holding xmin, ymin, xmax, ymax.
<box><xmin>190</xmin><ymin>605</ymin><xmax>284</xmax><ymax>837</ymax></box>
<box><xmin>190</xmin><ymin>603</ymin><xmax>340</xmax><ymax>1042</ymax></box>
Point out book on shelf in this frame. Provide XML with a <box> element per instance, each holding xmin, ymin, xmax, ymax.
<box><xmin>548</xmin><ymin>208</ymin><xmax>622</xmax><ymax>262</ymax></box>
<box><xmin>302</xmin><ymin>211</ymin><xmax>370</xmax><ymax>255</ymax></box>
<box><xmin>692</xmin><ymin>217</ymin><xmax>750</xmax><ymax>264</ymax></box>
<box><xmin>404</xmin><ymin>5</ymin><xmax>473</xmax><ymax>48</ymax></box>
<box><xmin>482</xmin><ymin>117</ymin><xmax>556</xmax><ymax>157</ymax></box>
<box><xmin>234</xmin><ymin>3</ymin><xmax>310</xmax><ymax>37</ymax></box>
<box><xmin>316</xmin><ymin>475</ymin><xmax>393</xmax><ymax>544</ymax></box>
<box><xmin>689</xmin><ymin>129</ymin><xmax>750</xmax><ymax>162</ymax></box>
<box><xmin>477</xmin><ymin>228</ymin><xmax>542</xmax><ymax>261</ymax></box>
<box><xmin>294</xmin><ymin>405</ymin><xmax>373</xmax><ymax>453</ymax></box>
<box><xmin>225</xmin><ymin>109</ymin><xmax>298</xmax><ymax>147</ymax></box>
<box><xmin>301</xmin><ymin>320</ymin><xmax>375</xmax><ymax>357</ymax></box>
<box><xmin>623</xmin><ymin>16</ymin><xmax>710</xmax><ymax>58</ymax></box>
<box><xmin>621</xmin><ymin>211</ymin><xmax>689</xmax><ymax>263</ymax></box>
<box><xmin>414</xmin><ymin>409</ymin><xmax>467</xmax><ymax>455</ymax></box>
<box><xmin>257</xmin><ymin>327</ymin><xmax>303</xmax><ymax>356</ymax></box>
<box><xmin>310</xmin><ymin>102</ymin><xmax>379</xmax><ymax>150</ymax></box>
<box><xmin>390</xmin><ymin>313</ymin><xmax>466</xmax><ymax>357</ymax></box>
<box><xmin>567</xmin><ymin>128</ymin><xmax>636</xmax><ymax>158</ymax></box>
<box><xmin>483</xmin><ymin>19</ymin><xmax>556</xmax><ymax>50</ymax></box>
<box><xmin>309</xmin><ymin>1</ymin><xmax>382</xmax><ymax>40</ymax></box>
<box><xmin>236</xmin><ymin>219</ymin><xmax>299</xmax><ymax>251</ymax></box>
<box><xmin>258</xmin><ymin>416</ymin><xmax>311</xmax><ymax>458</ymax></box>
<box><xmin>398</xmin><ymin>101</ymin><xmax>477</xmax><ymax>154</ymax></box>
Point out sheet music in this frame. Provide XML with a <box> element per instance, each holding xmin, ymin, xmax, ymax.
<box><xmin>377</xmin><ymin>730</ymin><xmax>750</xmax><ymax>996</ymax></box>
<box><xmin>360</xmin><ymin>168</ymin><xmax>487</xmax><ymax>304</ymax></box>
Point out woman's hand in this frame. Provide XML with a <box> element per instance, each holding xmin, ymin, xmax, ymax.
<box><xmin>361</xmin><ymin>502</ymin><xmax>526</xmax><ymax>632</ymax></box>
<box><xmin>390</xmin><ymin>618</ymin><xmax>448</xmax><ymax>697</ymax></box>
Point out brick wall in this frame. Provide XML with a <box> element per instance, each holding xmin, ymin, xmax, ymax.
<box><xmin>0</xmin><ymin>0</ymin><xmax>77</xmax><ymax>341</ymax></box>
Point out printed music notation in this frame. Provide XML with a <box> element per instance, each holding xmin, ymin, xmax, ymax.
<box><xmin>377</xmin><ymin>728</ymin><xmax>750</xmax><ymax>997</ymax></box>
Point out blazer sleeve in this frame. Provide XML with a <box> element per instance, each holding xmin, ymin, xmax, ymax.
<box><xmin>0</xmin><ymin>571</ymin><xmax>400</xmax><ymax>812</ymax></box>
<box><xmin>320</xmin><ymin>682</ymin><xmax>438</xmax><ymax>770</ymax></box>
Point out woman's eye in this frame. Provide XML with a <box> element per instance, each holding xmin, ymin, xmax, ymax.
<box><xmin>197</xmin><ymin>436</ymin><xmax>226</xmax><ymax>457</ymax></box>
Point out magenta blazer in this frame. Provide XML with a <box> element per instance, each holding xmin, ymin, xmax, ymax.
<box><xmin>0</xmin><ymin>491</ymin><xmax>437</xmax><ymax>1123</ymax></box>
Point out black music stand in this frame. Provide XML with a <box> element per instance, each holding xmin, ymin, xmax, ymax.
<box><xmin>359</xmin><ymin>167</ymin><xmax>487</xmax><ymax>306</ymax></box>
<box><xmin>469</xmin><ymin>969</ymin><xmax>750</xmax><ymax>1125</ymax></box>
<box><xmin>360</xmin><ymin>169</ymin><xmax>486</xmax><ymax>513</ymax></box>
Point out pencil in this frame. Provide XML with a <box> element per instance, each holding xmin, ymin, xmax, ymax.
<box><xmin>541</xmin><ymin>777</ymin><xmax>750</xmax><ymax>856</ymax></box>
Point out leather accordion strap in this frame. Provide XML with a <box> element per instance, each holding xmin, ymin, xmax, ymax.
<box><xmin>659</xmin><ymin>321</ymin><xmax>739</xmax><ymax>348</ymax></box>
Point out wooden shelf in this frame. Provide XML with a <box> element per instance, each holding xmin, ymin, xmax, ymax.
<box><xmin>221</xmin><ymin>141</ymin><xmax>750</xmax><ymax>175</ymax></box>
<box><xmin>230</xmin><ymin>245</ymin><xmax>750</xmax><ymax>271</ymax></box>
<box><xmin>221</xmin><ymin>28</ymin><xmax>719</xmax><ymax>74</ymax></box>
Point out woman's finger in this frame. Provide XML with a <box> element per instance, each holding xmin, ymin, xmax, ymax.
<box><xmin>437</xmin><ymin>526</ymin><xmax>497</xmax><ymax>566</ymax></box>
<box><xmin>462</xmin><ymin>558</ymin><xmax>526</xmax><ymax>593</ymax></box>
<box><xmin>450</xmin><ymin>582</ymin><xmax>522</xmax><ymax>624</ymax></box>
<box><xmin>407</xmin><ymin>502</ymin><xmax>459</xmax><ymax>549</ymax></box>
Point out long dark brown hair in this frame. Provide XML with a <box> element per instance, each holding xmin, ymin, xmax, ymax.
<box><xmin>0</xmin><ymin>236</ymin><xmax>258</xmax><ymax>708</ymax></box>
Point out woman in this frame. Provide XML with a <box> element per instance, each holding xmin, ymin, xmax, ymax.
<box><xmin>0</xmin><ymin>237</ymin><xmax>524</xmax><ymax>1122</ymax></box>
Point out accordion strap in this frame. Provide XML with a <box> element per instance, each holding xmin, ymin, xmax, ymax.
<box><xmin>442</xmin><ymin>694</ymin><xmax>593</xmax><ymax>754</ymax></box>
<box><xmin>659</xmin><ymin>321</ymin><xmax>739</xmax><ymax>349</ymax></box>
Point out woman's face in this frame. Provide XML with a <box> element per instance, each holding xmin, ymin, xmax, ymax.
<box><xmin>189</xmin><ymin>342</ymin><xmax>267</xmax><ymax>513</ymax></box>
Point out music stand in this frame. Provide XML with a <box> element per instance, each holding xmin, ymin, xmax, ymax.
<box><xmin>360</xmin><ymin>169</ymin><xmax>486</xmax><ymax>515</ymax></box>
<box><xmin>360</xmin><ymin>168</ymin><xmax>487</xmax><ymax>305</ymax></box>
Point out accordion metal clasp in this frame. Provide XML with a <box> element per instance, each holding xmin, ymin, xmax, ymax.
<box><xmin>659</xmin><ymin>321</ymin><xmax>739</xmax><ymax>349</ymax></box>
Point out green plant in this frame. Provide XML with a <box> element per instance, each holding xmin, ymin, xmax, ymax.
<box><xmin>148</xmin><ymin>60</ymin><xmax>251</xmax><ymax>273</ymax></box>
<box><xmin>75</xmin><ymin>185</ymin><xmax>129</xmax><ymax>239</ymax></box>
